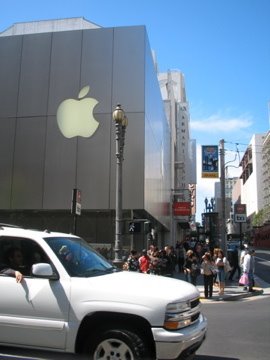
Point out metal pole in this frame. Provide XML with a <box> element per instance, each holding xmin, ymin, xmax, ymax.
<box><xmin>73</xmin><ymin>214</ymin><xmax>77</xmax><ymax>235</ymax></box>
<box><xmin>112</xmin><ymin>104</ymin><xmax>127</xmax><ymax>267</ymax></box>
<box><xmin>239</xmin><ymin>222</ymin><xmax>242</xmax><ymax>248</ymax></box>
<box><xmin>219</xmin><ymin>139</ymin><xmax>227</xmax><ymax>256</ymax></box>
<box><xmin>130</xmin><ymin>210</ymin><xmax>134</xmax><ymax>250</ymax></box>
<box><xmin>114</xmin><ymin>121</ymin><xmax>123</xmax><ymax>264</ymax></box>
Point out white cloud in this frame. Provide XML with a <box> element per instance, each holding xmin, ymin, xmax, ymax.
<box><xmin>191</xmin><ymin>113</ymin><xmax>253</xmax><ymax>133</ymax></box>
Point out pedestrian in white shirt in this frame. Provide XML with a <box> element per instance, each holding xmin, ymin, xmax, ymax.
<box><xmin>243</xmin><ymin>249</ymin><xmax>255</xmax><ymax>292</ymax></box>
<box><xmin>240</xmin><ymin>244</ymin><xmax>248</xmax><ymax>267</ymax></box>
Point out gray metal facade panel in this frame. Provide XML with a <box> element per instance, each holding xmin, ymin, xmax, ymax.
<box><xmin>81</xmin><ymin>28</ymin><xmax>114</xmax><ymax>114</ymax></box>
<box><xmin>48</xmin><ymin>30</ymin><xmax>82</xmax><ymax>115</ymax></box>
<box><xmin>43</xmin><ymin>116</ymin><xmax>77</xmax><ymax>209</ymax></box>
<box><xmin>17</xmin><ymin>33</ymin><xmax>52</xmax><ymax>117</ymax></box>
<box><xmin>77</xmin><ymin>113</ymin><xmax>112</xmax><ymax>209</ymax></box>
<box><xmin>0</xmin><ymin>118</ymin><xmax>16</xmax><ymax>207</ymax></box>
<box><xmin>122</xmin><ymin>112</ymin><xmax>145</xmax><ymax>209</ymax></box>
<box><xmin>0</xmin><ymin>36</ymin><xmax>22</xmax><ymax>117</ymax></box>
<box><xmin>112</xmin><ymin>26</ymin><xmax>145</xmax><ymax>112</ymax></box>
<box><xmin>0</xmin><ymin>25</ymin><xmax>169</xmax><ymax>220</ymax></box>
<box><xmin>11</xmin><ymin>117</ymin><xmax>46</xmax><ymax>209</ymax></box>
<box><xmin>144</xmin><ymin>36</ymin><xmax>171</xmax><ymax>229</ymax></box>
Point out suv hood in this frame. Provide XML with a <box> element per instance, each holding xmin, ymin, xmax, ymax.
<box><xmin>70</xmin><ymin>271</ymin><xmax>199</xmax><ymax>324</ymax></box>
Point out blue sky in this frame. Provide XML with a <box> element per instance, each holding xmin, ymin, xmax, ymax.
<box><xmin>1</xmin><ymin>0</ymin><xmax>270</xmax><ymax>219</ymax></box>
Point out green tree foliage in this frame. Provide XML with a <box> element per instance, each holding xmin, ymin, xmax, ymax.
<box><xmin>252</xmin><ymin>209</ymin><xmax>265</xmax><ymax>227</ymax></box>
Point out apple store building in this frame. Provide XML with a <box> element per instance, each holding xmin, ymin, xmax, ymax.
<box><xmin>0</xmin><ymin>18</ymin><xmax>171</xmax><ymax>255</ymax></box>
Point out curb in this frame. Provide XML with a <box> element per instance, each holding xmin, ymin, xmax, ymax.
<box><xmin>219</xmin><ymin>288</ymin><xmax>264</xmax><ymax>301</ymax></box>
<box><xmin>199</xmin><ymin>287</ymin><xmax>264</xmax><ymax>302</ymax></box>
<box><xmin>174</xmin><ymin>272</ymin><xmax>269</xmax><ymax>302</ymax></box>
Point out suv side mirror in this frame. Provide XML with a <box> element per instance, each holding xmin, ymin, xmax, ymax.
<box><xmin>32</xmin><ymin>263</ymin><xmax>59</xmax><ymax>280</ymax></box>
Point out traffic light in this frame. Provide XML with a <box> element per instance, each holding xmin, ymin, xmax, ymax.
<box><xmin>128</xmin><ymin>222</ymin><xmax>141</xmax><ymax>233</ymax></box>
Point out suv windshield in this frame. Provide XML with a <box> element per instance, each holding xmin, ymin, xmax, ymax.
<box><xmin>45</xmin><ymin>236</ymin><xmax>115</xmax><ymax>277</ymax></box>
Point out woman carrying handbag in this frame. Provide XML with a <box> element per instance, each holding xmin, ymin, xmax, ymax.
<box><xmin>241</xmin><ymin>249</ymin><xmax>255</xmax><ymax>292</ymax></box>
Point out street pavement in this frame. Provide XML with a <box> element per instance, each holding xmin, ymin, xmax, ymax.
<box><xmin>173</xmin><ymin>271</ymin><xmax>270</xmax><ymax>301</ymax></box>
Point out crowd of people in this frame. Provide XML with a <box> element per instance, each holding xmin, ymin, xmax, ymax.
<box><xmin>123</xmin><ymin>240</ymin><xmax>256</xmax><ymax>298</ymax></box>
<box><xmin>123</xmin><ymin>245</ymin><xmax>177</xmax><ymax>277</ymax></box>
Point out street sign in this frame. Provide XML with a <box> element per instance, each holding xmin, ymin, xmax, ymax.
<box><xmin>173</xmin><ymin>190</ymin><xmax>191</xmax><ymax>216</ymax></box>
<box><xmin>234</xmin><ymin>203</ymin><xmax>246</xmax><ymax>223</ymax></box>
<box><xmin>71</xmin><ymin>189</ymin><xmax>82</xmax><ymax>216</ymax></box>
<box><xmin>173</xmin><ymin>202</ymin><xmax>191</xmax><ymax>216</ymax></box>
<box><xmin>235</xmin><ymin>214</ymin><xmax>246</xmax><ymax>222</ymax></box>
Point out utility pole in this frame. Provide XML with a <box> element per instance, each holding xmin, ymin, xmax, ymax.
<box><xmin>219</xmin><ymin>139</ymin><xmax>227</xmax><ymax>256</ymax></box>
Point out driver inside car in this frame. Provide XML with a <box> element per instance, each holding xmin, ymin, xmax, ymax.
<box><xmin>0</xmin><ymin>247</ymin><xmax>25</xmax><ymax>283</ymax></box>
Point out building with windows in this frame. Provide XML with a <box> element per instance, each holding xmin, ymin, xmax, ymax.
<box><xmin>253</xmin><ymin>130</ymin><xmax>270</xmax><ymax>248</ymax></box>
<box><xmin>240</xmin><ymin>134</ymin><xmax>265</xmax><ymax>217</ymax></box>
<box><xmin>262</xmin><ymin>130</ymin><xmax>270</xmax><ymax>221</ymax></box>
<box><xmin>158</xmin><ymin>70</ymin><xmax>196</xmax><ymax>243</ymax></box>
<box><xmin>229</xmin><ymin>134</ymin><xmax>266</xmax><ymax>243</ymax></box>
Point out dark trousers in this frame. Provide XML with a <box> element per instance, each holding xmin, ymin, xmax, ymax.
<box><xmin>228</xmin><ymin>264</ymin><xmax>241</xmax><ymax>280</ymax></box>
<box><xmin>178</xmin><ymin>257</ymin><xmax>184</xmax><ymax>272</ymax></box>
<box><xmin>248</xmin><ymin>271</ymin><xmax>254</xmax><ymax>290</ymax></box>
<box><xmin>204</xmin><ymin>274</ymin><xmax>214</xmax><ymax>298</ymax></box>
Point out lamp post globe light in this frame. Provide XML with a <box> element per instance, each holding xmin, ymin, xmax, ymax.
<box><xmin>113</xmin><ymin>104</ymin><xmax>128</xmax><ymax>266</ymax></box>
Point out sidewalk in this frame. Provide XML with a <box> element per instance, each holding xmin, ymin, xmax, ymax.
<box><xmin>173</xmin><ymin>272</ymin><xmax>268</xmax><ymax>301</ymax></box>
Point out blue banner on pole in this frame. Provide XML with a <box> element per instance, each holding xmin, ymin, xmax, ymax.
<box><xmin>202</xmin><ymin>145</ymin><xmax>219</xmax><ymax>178</ymax></box>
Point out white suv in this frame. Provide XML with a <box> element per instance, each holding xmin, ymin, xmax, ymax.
<box><xmin>0</xmin><ymin>224</ymin><xmax>207</xmax><ymax>359</ymax></box>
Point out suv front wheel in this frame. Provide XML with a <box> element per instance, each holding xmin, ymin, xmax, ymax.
<box><xmin>84</xmin><ymin>328</ymin><xmax>150</xmax><ymax>360</ymax></box>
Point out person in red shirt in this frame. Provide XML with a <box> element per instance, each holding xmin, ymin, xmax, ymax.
<box><xmin>139</xmin><ymin>249</ymin><xmax>150</xmax><ymax>273</ymax></box>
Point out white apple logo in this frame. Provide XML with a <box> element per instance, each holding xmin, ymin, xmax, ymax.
<box><xmin>56</xmin><ymin>86</ymin><xmax>99</xmax><ymax>138</ymax></box>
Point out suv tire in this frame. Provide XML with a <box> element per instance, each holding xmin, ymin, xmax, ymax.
<box><xmin>85</xmin><ymin>328</ymin><xmax>149</xmax><ymax>360</ymax></box>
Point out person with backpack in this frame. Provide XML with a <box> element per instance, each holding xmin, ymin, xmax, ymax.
<box><xmin>127</xmin><ymin>250</ymin><xmax>140</xmax><ymax>272</ymax></box>
<box><xmin>184</xmin><ymin>249</ymin><xmax>200</xmax><ymax>286</ymax></box>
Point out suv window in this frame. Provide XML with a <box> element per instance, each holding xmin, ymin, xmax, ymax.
<box><xmin>0</xmin><ymin>236</ymin><xmax>50</xmax><ymax>276</ymax></box>
<box><xmin>45</xmin><ymin>236</ymin><xmax>114</xmax><ymax>277</ymax></box>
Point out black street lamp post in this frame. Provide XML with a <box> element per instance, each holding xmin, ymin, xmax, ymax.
<box><xmin>113</xmin><ymin>104</ymin><xmax>128</xmax><ymax>266</ymax></box>
<box><xmin>203</xmin><ymin>197</ymin><xmax>218</xmax><ymax>250</ymax></box>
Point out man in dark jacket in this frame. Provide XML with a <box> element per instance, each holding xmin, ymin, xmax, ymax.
<box><xmin>228</xmin><ymin>246</ymin><xmax>241</xmax><ymax>281</ymax></box>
